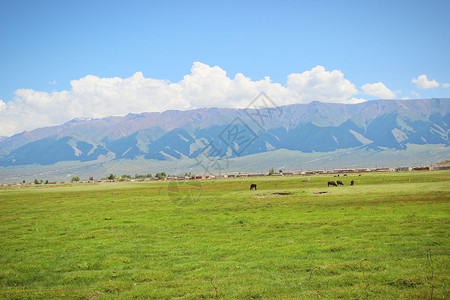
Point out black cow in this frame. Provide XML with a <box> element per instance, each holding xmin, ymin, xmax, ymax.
<box><xmin>250</xmin><ymin>184</ymin><xmax>257</xmax><ymax>190</ymax></box>
<box><xmin>328</xmin><ymin>181</ymin><xmax>337</xmax><ymax>187</ymax></box>
<box><xmin>337</xmin><ymin>180</ymin><xmax>344</xmax><ymax>186</ymax></box>
<box><xmin>350</xmin><ymin>180</ymin><xmax>354</xmax><ymax>186</ymax></box>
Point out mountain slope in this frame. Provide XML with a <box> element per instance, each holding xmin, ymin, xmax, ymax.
<box><xmin>0</xmin><ymin>98</ymin><xmax>448</xmax><ymax>167</ymax></box>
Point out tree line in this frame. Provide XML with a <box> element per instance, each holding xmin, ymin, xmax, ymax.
<box><xmin>23</xmin><ymin>172</ymin><xmax>170</xmax><ymax>185</ymax></box>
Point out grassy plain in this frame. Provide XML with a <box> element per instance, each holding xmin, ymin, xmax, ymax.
<box><xmin>0</xmin><ymin>170</ymin><xmax>449</xmax><ymax>299</ymax></box>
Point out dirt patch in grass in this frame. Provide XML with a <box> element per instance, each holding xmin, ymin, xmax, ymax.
<box><xmin>252</xmin><ymin>194</ymin><xmax>271</xmax><ymax>198</ymax></box>
<box><xmin>252</xmin><ymin>192</ymin><xmax>292</xmax><ymax>198</ymax></box>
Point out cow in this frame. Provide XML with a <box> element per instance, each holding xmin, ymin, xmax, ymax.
<box><xmin>343</xmin><ymin>174</ymin><xmax>347</xmax><ymax>177</ymax></box>
<box><xmin>350</xmin><ymin>180</ymin><xmax>354</xmax><ymax>186</ymax></box>
<box><xmin>328</xmin><ymin>181</ymin><xmax>337</xmax><ymax>187</ymax></box>
<box><xmin>337</xmin><ymin>180</ymin><xmax>344</xmax><ymax>186</ymax></box>
<box><xmin>250</xmin><ymin>184</ymin><xmax>257</xmax><ymax>190</ymax></box>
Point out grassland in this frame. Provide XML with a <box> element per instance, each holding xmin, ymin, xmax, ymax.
<box><xmin>0</xmin><ymin>170</ymin><xmax>449</xmax><ymax>299</ymax></box>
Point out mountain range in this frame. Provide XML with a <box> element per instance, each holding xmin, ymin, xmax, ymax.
<box><xmin>0</xmin><ymin>98</ymin><xmax>449</xmax><ymax>180</ymax></box>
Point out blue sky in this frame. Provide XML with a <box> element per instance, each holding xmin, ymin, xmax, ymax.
<box><xmin>0</xmin><ymin>0</ymin><xmax>449</xmax><ymax>136</ymax></box>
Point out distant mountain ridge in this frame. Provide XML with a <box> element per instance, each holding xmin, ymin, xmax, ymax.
<box><xmin>0</xmin><ymin>98</ymin><xmax>448</xmax><ymax>167</ymax></box>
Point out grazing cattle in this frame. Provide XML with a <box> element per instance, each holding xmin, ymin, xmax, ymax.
<box><xmin>343</xmin><ymin>174</ymin><xmax>347</xmax><ymax>177</ymax></box>
<box><xmin>250</xmin><ymin>184</ymin><xmax>257</xmax><ymax>190</ymax></box>
<box><xmin>337</xmin><ymin>180</ymin><xmax>344</xmax><ymax>185</ymax></box>
<box><xmin>350</xmin><ymin>180</ymin><xmax>354</xmax><ymax>186</ymax></box>
<box><xmin>328</xmin><ymin>181</ymin><xmax>337</xmax><ymax>187</ymax></box>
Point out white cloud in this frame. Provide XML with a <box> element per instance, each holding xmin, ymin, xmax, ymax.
<box><xmin>286</xmin><ymin>66</ymin><xmax>358</xmax><ymax>102</ymax></box>
<box><xmin>412</xmin><ymin>74</ymin><xmax>439</xmax><ymax>89</ymax></box>
<box><xmin>347</xmin><ymin>98</ymin><xmax>367</xmax><ymax>104</ymax></box>
<box><xmin>0</xmin><ymin>63</ymin><xmax>363</xmax><ymax>136</ymax></box>
<box><xmin>361</xmin><ymin>82</ymin><xmax>397</xmax><ymax>99</ymax></box>
<box><xmin>442</xmin><ymin>83</ymin><xmax>450</xmax><ymax>88</ymax></box>
<box><xmin>412</xmin><ymin>91</ymin><xmax>420</xmax><ymax>98</ymax></box>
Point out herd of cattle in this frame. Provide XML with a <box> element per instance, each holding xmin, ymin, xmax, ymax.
<box><xmin>327</xmin><ymin>180</ymin><xmax>354</xmax><ymax>187</ymax></box>
<box><xmin>249</xmin><ymin>176</ymin><xmax>357</xmax><ymax>190</ymax></box>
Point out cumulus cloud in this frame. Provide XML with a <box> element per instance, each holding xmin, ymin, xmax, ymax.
<box><xmin>361</xmin><ymin>82</ymin><xmax>397</xmax><ymax>99</ymax></box>
<box><xmin>412</xmin><ymin>74</ymin><xmax>439</xmax><ymax>89</ymax></box>
<box><xmin>347</xmin><ymin>98</ymin><xmax>367</xmax><ymax>104</ymax></box>
<box><xmin>442</xmin><ymin>83</ymin><xmax>450</xmax><ymax>88</ymax></box>
<box><xmin>0</xmin><ymin>63</ymin><xmax>363</xmax><ymax>136</ymax></box>
<box><xmin>286</xmin><ymin>66</ymin><xmax>357</xmax><ymax>102</ymax></box>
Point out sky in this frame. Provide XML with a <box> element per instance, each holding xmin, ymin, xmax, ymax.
<box><xmin>0</xmin><ymin>0</ymin><xmax>449</xmax><ymax>137</ymax></box>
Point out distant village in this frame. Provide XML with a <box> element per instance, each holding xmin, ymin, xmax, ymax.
<box><xmin>2</xmin><ymin>165</ymin><xmax>449</xmax><ymax>187</ymax></box>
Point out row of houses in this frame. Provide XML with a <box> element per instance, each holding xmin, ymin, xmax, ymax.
<box><xmin>1</xmin><ymin>165</ymin><xmax>448</xmax><ymax>187</ymax></box>
<box><xmin>163</xmin><ymin>165</ymin><xmax>446</xmax><ymax>180</ymax></box>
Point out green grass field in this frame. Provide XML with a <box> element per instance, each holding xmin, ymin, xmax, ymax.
<box><xmin>0</xmin><ymin>171</ymin><xmax>449</xmax><ymax>299</ymax></box>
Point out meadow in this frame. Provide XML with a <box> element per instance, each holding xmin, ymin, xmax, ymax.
<box><xmin>0</xmin><ymin>170</ymin><xmax>449</xmax><ymax>299</ymax></box>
